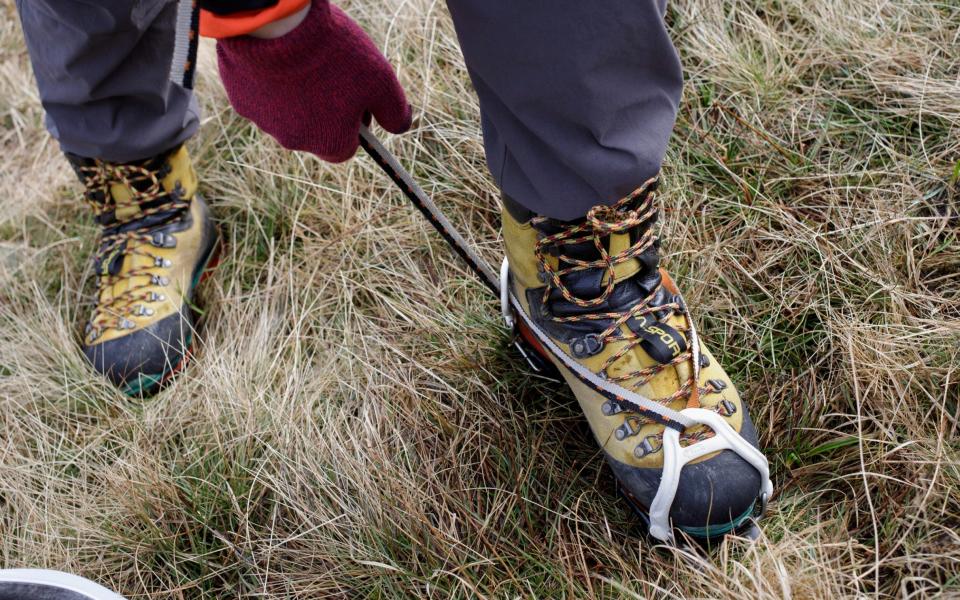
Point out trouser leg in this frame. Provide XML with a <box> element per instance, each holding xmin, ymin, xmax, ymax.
<box><xmin>446</xmin><ymin>0</ymin><xmax>683</xmax><ymax>220</ymax></box>
<box><xmin>15</xmin><ymin>0</ymin><xmax>200</xmax><ymax>162</ymax></box>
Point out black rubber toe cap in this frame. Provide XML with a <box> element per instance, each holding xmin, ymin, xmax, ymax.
<box><xmin>609</xmin><ymin>411</ymin><xmax>762</xmax><ymax>532</ymax></box>
<box><xmin>83</xmin><ymin>310</ymin><xmax>193</xmax><ymax>393</ymax></box>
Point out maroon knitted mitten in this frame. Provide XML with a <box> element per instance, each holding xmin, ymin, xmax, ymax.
<box><xmin>216</xmin><ymin>1</ymin><xmax>412</xmax><ymax>162</ymax></box>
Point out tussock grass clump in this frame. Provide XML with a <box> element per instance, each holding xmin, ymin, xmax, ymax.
<box><xmin>2</xmin><ymin>0</ymin><xmax>959</xmax><ymax>597</ymax></box>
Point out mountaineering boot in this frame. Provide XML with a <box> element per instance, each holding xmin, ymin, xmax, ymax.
<box><xmin>67</xmin><ymin>145</ymin><xmax>220</xmax><ymax>396</ymax></box>
<box><xmin>502</xmin><ymin>178</ymin><xmax>765</xmax><ymax>542</ymax></box>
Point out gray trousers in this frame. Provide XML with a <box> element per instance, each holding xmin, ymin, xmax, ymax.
<box><xmin>17</xmin><ymin>0</ymin><xmax>682</xmax><ymax>220</ymax></box>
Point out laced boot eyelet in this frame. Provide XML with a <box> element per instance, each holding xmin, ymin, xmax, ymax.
<box><xmin>536</xmin><ymin>262</ymin><xmax>550</xmax><ymax>284</ymax></box>
<box><xmin>717</xmin><ymin>399</ymin><xmax>737</xmax><ymax>417</ymax></box>
<box><xmin>707</xmin><ymin>378</ymin><xmax>727</xmax><ymax>392</ymax></box>
<box><xmin>614</xmin><ymin>416</ymin><xmax>643</xmax><ymax>441</ymax></box>
<box><xmin>151</xmin><ymin>232</ymin><xmax>177</xmax><ymax>248</ymax></box>
<box><xmin>571</xmin><ymin>333</ymin><xmax>603</xmax><ymax>358</ymax></box>
<box><xmin>601</xmin><ymin>400</ymin><xmax>623</xmax><ymax>416</ymax></box>
<box><xmin>154</xmin><ymin>256</ymin><xmax>172</xmax><ymax>268</ymax></box>
<box><xmin>674</xmin><ymin>294</ymin><xmax>687</xmax><ymax>313</ymax></box>
<box><xmin>150</xmin><ymin>275</ymin><xmax>170</xmax><ymax>286</ymax></box>
<box><xmin>634</xmin><ymin>435</ymin><xmax>662</xmax><ymax>459</ymax></box>
<box><xmin>134</xmin><ymin>305</ymin><xmax>154</xmax><ymax>317</ymax></box>
<box><xmin>148</xmin><ymin>291</ymin><xmax>166</xmax><ymax>302</ymax></box>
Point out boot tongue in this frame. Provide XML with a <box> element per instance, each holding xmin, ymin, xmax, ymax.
<box><xmin>110</xmin><ymin>183</ymin><xmax>142</xmax><ymax>222</ymax></box>
<box><xmin>67</xmin><ymin>151</ymin><xmax>176</xmax><ymax>227</ymax></box>
<box><xmin>97</xmin><ymin>183</ymin><xmax>182</xmax><ymax>235</ymax></box>
<box><xmin>535</xmin><ymin>212</ymin><xmax>661</xmax><ymax>306</ymax></box>
<box><xmin>109</xmin><ymin>153</ymin><xmax>174</xmax><ymax>222</ymax></box>
<box><xmin>539</xmin><ymin>212</ymin><xmax>688</xmax><ymax>366</ymax></box>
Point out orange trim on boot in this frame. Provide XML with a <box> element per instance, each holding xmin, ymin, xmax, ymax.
<box><xmin>200</xmin><ymin>0</ymin><xmax>311</xmax><ymax>39</ymax></box>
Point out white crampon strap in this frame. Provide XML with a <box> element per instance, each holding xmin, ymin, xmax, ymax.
<box><xmin>649</xmin><ymin>408</ymin><xmax>773</xmax><ymax>542</ymax></box>
<box><xmin>500</xmin><ymin>258</ymin><xmax>773</xmax><ymax>543</ymax></box>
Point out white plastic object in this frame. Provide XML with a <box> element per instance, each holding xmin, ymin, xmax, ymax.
<box><xmin>0</xmin><ymin>569</ymin><xmax>127</xmax><ymax>600</ymax></box>
<box><xmin>647</xmin><ymin>408</ymin><xmax>773</xmax><ymax>543</ymax></box>
<box><xmin>500</xmin><ymin>258</ymin><xmax>515</xmax><ymax>329</ymax></box>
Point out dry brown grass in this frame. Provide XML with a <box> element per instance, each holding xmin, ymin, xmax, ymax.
<box><xmin>2</xmin><ymin>0</ymin><xmax>959</xmax><ymax>597</ymax></box>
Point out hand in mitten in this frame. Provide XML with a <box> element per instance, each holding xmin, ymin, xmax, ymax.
<box><xmin>216</xmin><ymin>1</ymin><xmax>411</xmax><ymax>162</ymax></box>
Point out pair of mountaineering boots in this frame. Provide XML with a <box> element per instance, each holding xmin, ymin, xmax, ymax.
<box><xmin>501</xmin><ymin>180</ymin><xmax>766</xmax><ymax>542</ymax></box>
<box><xmin>64</xmin><ymin>143</ymin><xmax>765</xmax><ymax>541</ymax></box>
<box><xmin>68</xmin><ymin>145</ymin><xmax>220</xmax><ymax>396</ymax></box>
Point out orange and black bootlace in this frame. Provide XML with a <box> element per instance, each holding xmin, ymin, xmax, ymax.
<box><xmin>532</xmin><ymin>178</ymin><xmax>726</xmax><ymax>447</ymax></box>
<box><xmin>77</xmin><ymin>160</ymin><xmax>189</xmax><ymax>341</ymax></box>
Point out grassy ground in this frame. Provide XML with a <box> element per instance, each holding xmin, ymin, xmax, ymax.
<box><xmin>2</xmin><ymin>0</ymin><xmax>959</xmax><ymax>597</ymax></box>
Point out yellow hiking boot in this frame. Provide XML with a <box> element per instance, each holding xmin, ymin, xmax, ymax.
<box><xmin>502</xmin><ymin>178</ymin><xmax>769</xmax><ymax>543</ymax></box>
<box><xmin>67</xmin><ymin>145</ymin><xmax>221</xmax><ymax>396</ymax></box>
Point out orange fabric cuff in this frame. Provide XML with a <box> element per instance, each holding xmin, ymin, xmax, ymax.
<box><xmin>200</xmin><ymin>0</ymin><xmax>312</xmax><ymax>39</ymax></box>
